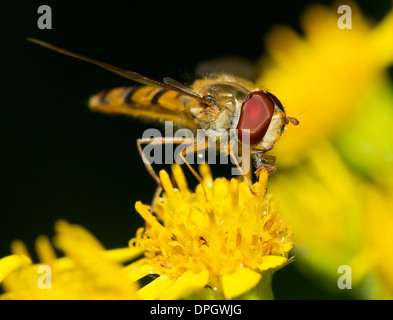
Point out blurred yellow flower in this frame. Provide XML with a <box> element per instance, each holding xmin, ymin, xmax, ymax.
<box><xmin>269</xmin><ymin>143</ymin><xmax>365</xmax><ymax>282</ymax></box>
<box><xmin>257</xmin><ymin>1</ymin><xmax>393</xmax><ymax>168</ymax></box>
<box><xmin>127</xmin><ymin>164</ymin><xmax>293</xmax><ymax>300</ymax></box>
<box><xmin>256</xmin><ymin>1</ymin><xmax>393</xmax><ymax>298</ymax></box>
<box><xmin>0</xmin><ymin>221</ymin><xmax>142</xmax><ymax>299</ymax></box>
<box><xmin>361</xmin><ymin>170</ymin><xmax>393</xmax><ymax>299</ymax></box>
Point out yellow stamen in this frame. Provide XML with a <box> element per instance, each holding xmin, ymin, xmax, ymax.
<box><xmin>134</xmin><ymin>201</ymin><xmax>170</xmax><ymax>237</ymax></box>
<box><xmin>159</xmin><ymin>169</ymin><xmax>176</xmax><ymax>199</ymax></box>
<box><xmin>230</xmin><ymin>178</ymin><xmax>239</xmax><ymax>208</ymax></box>
<box><xmin>35</xmin><ymin>235</ymin><xmax>57</xmax><ymax>265</ymax></box>
<box><xmin>172</xmin><ymin>163</ymin><xmax>188</xmax><ymax>192</ymax></box>
<box><xmin>10</xmin><ymin>240</ymin><xmax>31</xmax><ymax>260</ymax></box>
<box><xmin>199</xmin><ymin>163</ymin><xmax>213</xmax><ymax>187</ymax></box>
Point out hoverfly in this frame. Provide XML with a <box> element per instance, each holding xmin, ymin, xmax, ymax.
<box><xmin>27</xmin><ymin>38</ymin><xmax>299</xmax><ymax>209</ymax></box>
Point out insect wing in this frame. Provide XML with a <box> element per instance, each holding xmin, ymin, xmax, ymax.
<box><xmin>27</xmin><ymin>38</ymin><xmax>212</xmax><ymax>106</ymax></box>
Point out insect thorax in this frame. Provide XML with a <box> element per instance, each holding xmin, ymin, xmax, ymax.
<box><xmin>190</xmin><ymin>76</ymin><xmax>253</xmax><ymax>132</ymax></box>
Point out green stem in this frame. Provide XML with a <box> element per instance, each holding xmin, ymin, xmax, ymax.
<box><xmin>237</xmin><ymin>270</ymin><xmax>274</xmax><ymax>300</ymax></box>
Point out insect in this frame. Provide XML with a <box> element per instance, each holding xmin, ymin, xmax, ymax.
<box><xmin>27</xmin><ymin>38</ymin><xmax>299</xmax><ymax>208</ymax></box>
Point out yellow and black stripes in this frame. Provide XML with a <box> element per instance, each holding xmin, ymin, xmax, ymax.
<box><xmin>90</xmin><ymin>86</ymin><xmax>186</xmax><ymax>110</ymax></box>
<box><xmin>88</xmin><ymin>86</ymin><xmax>199</xmax><ymax>129</ymax></box>
<box><xmin>151</xmin><ymin>88</ymin><xmax>169</xmax><ymax>104</ymax></box>
<box><xmin>122</xmin><ymin>87</ymin><xmax>139</xmax><ymax>103</ymax></box>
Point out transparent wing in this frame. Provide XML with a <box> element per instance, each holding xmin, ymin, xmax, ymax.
<box><xmin>27</xmin><ymin>38</ymin><xmax>212</xmax><ymax>106</ymax></box>
<box><xmin>195</xmin><ymin>55</ymin><xmax>256</xmax><ymax>82</ymax></box>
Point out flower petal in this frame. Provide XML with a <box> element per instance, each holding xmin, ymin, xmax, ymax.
<box><xmin>102</xmin><ymin>247</ymin><xmax>145</xmax><ymax>263</ymax></box>
<box><xmin>0</xmin><ymin>255</ymin><xmax>31</xmax><ymax>283</ymax></box>
<box><xmin>123</xmin><ymin>259</ymin><xmax>155</xmax><ymax>282</ymax></box>
<box><xmin>137</xmin><ymin>275</ymin><xmax>173</xmax><ymax>300</ymax></box>
<box><xmin>257</xmin><ymin>256</ymin><xmax>288</xmax><ymax>271</ymax></box>
<box><xmin>222</xmin><ymin>267</ymin><xmax>261</xmax><ymax>300</ymax></box>
<box><xmin>158</xmin><ymin>269</ymin><xmax>209</xmax><ymax>300</ymax></box>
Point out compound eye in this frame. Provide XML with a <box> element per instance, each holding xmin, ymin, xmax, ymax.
<box><xmin>265</xmin><ymin>91</ymin><xmax>285</xmax><ymax>112</ymax></box>
<box><xmin>236</xmin><ymin>91</ymin><xmax>274</xmax><ymax>145</ymax></box>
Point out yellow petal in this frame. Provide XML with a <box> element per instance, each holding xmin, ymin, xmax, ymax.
<box><xmin>123</xmin><ymin>259</ymin><xmax>155</xmax><ymax>282</ymax></box>
<box><xmin>137</xmin><ymin>275</ymin><xmax>173</xmax><ymax>300</ymax></box>
<box><xmin>52</xmin><ymin>257</ymin><xmax>75</xmax><ymax>271</ymax></box>
<box><xmin>158</xmin><ymin>269</ymin><xmax>209</xmax><ymax>300</ymax></box>
<box><xmin>257</xmin><ymin>256</ymin><xmax>288</xmax><ymax>271</ymax></box>
<box><xmin>0</xmin><ymin>255</ymin><xmax>31</xmax><ymax>283</ymax></box>
<box><xmin>222</xmin><ymin>267</ymin><xmax>261</xmax><ymax>300</ymax></box>
<box><xmin>54</xmin><ymin>220</ymin><xmax>105</xmax><ymax>252</ymax></box>
<box><xmin>102</xmin><ymin>247</ymin><xmax>145</xmax><ymax>263</ymax></box>
<box><xmin>369</xmin><ymin>7</ymin><xmax>393</xmax><ymax>68</ymax></box>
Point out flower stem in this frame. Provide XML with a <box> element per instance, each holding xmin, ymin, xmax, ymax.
<box><xmin>237</xmin><ymin>270</ymin><xmax>274</xmax><ymax>300</ymax></box>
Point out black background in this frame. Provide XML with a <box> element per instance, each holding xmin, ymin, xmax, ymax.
<box><xmin>1</xmin><ymin>0</ymin><xmax>391</xmax><ymax>299</ymax></box>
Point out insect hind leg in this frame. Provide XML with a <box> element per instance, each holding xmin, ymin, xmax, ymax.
<box><xmin>136</xmin><ymin>137</ymin><xmax>196</xmax><ymax>212</ymax></box>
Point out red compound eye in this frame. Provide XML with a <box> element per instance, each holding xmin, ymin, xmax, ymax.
<box><xmin>236</xmin><ymin>91</ymin><xmax>274</xmax><ymax>145</ymax></box>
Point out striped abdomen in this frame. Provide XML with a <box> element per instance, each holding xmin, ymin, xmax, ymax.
<box><xmin>89</xmin><ymin>86</ymin><xmax>199</xmax><ymax>129</ymax></box>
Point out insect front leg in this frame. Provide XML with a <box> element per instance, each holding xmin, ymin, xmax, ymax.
<box><xmin>136</xmin><ymin>137</ymin><xmax>196</xmax><ymax>212</ymax></box>
<box><xmin>178</xmin><ymin>141</ymin><xmax>210</xmax><ymax>199</ymax></box>
<box><xmin>253</xmin><ymin>153</ymin><xmax>276</xmax><ymax>177</ymax></box>
<box><xmin>228</xmin><ymin>145</ymin><xmax>258</xmax><ymax>197</ymax></box>
<box><xmin>263</xmin><ymin>154</ymin><xmax>276</xmax><ymax>166</ymax></box>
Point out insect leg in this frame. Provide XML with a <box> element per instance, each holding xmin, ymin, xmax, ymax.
<box><xmin>253</xmin><ymin>153</ymin><xmax>276</xmax><ymax>176</ymax></box>
<box><xmin>229</xmin><ymin>149</ymin><xmax>258</xmax><ymax>196</ymax></box>
<box><xmin>179</xmin><ymin>141</ymin><xmax>210</xmax><ymax>199</ymax></box>
<box><xmin>263</xmin><ymin>154</ymin><xmax>276</xmax><ymax>166</ymax></box>
<box><xmin>137</xmin><ymin>137</ymin><xmax>196</xmax><ymax>211</ymax></box>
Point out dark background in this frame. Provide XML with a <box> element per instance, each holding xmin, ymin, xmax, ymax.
<box><xmin>1</xmin><ymin>0</ymin><xmax>390</xmax><ymax>299</ymax></box>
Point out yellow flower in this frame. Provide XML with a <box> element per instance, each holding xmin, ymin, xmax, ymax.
<box><xmin>257</xmin><ymin>1</ymin><xmax>393</xmax><ymax>168</ymax></box>
<box><xmin>0</xmin><ymin>166</ymin><xmax>292</xmax><ymax>300</ymax></box>
<box><xmin>255</xmin><ymin>1</ymin><xmax>393</xmax><ymax>298</ymax></box>
<box><xmin>269</xmin><ymin>143</ymin><xmax>365</xmax><ymax>281</ymax></box>
<box><xmin>127</xmin><ymin>164</ymin><xmax>293</xmax><ymax>300</ymax></box>
<box><xmin>269</xmin><ymin>138</ymin><xmax>393</xmax><ymax>299</ymax></box>
<box><xmin>0</xmin><ymin>221</ymin><xmax>142</xmax><ymax>299</ymax></box>
<box><xmin>360</xmin><ymin>170</ymin><xmax>393</xmax><ymax>299</ymax></box>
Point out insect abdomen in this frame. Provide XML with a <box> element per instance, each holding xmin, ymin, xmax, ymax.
<box><xmin>90</xmin><ymin>86</ymin><xmax>172</xmax><ymax>107</ymax></box>
<box><xmin>88</xmin><ymin>86</ymin><xmax>198</xmax><ymax>128</ymax></box>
